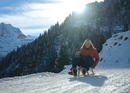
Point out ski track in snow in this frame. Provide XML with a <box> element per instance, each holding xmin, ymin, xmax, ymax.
<box><xmin>0</xmin><ymin>66</ymin><xmax>130</xmax><ymax>93</ymax></box>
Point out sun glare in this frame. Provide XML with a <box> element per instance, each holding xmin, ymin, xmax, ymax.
<box><xmin>62</xmin><ymin>0</ymin><xmax>87</xmax><ymax>13</ymax></box>
<box><xmin>54</xmin><ymin>0</ymin><xmax>104</xmax><ymax>23</ymax></box>
<box><xmin>71</xmin><ymin>0</ymin><xmax>86</xmax><ymax>13</ymax></box>
<box><xmin>62</xmin><ymin>0</ymin><xmax>104</xmax><ymax>13</ymax></box>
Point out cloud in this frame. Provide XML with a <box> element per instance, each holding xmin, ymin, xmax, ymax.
<box><xmin>0</xmin><ymin>0</ymin><xmax>65</xmax><ymax>36</ymax></box>
<box><xmin>0</xmin><ymin>0</ymin><xmax>61</xmax><ymax>7</ymax></box>
<box><xmin>0</xmin><ymin>0</ymin><xmax>104</xmax><ymax>36</ymax></box>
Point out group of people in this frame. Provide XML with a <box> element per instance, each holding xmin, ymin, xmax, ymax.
<box><xmin>68</xmin><ymin>39</ymin><xmax>100</xmax><ymax>76</ymax></box>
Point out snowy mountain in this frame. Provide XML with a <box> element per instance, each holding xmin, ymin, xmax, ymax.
<box><xmin>0</xmin><ymin>22</ymin><xmax>36</xmax><ymax>58</ymax></box>
<box><xmin>0</xmin><ymin>31</ymin><xmax>130</xmax><ymax>93</ymax></box>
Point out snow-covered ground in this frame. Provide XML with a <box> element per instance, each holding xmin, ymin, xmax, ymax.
<box><xmin>0</xmin><ymin>65</ymin><xmax>129</xmax><ymax>93</ymax></box>
<box><xmin>0</xmin><ymin>31</ymin><xmax>130</xmax><ymax>93</ymax></box>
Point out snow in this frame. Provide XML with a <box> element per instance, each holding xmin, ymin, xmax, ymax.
<box><xmin>0</xmin><ymin>31</ymin><xmax>130</xmax><ymax>93</ymax></box>
<box><xmin>0</xmin><ymin>66</ymin><xmax>129</xmax><ymax>93</ymax></box>
<box><xmin>99</xmin><ymin>30</ymin><xmax>130</xmax><ymax>67</ymax></box>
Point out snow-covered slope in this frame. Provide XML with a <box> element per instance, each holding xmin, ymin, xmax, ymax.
<box><xmin>0</xmin><ymin>66</ymin><xmax>129</xmax><ymax>93</ymax></box>
<box><xmin>0</xmin><ymin>22</ymin><xmax>36</xmax><ymax>57</ymax></box>
<box><xmin>99</xmin><ymin>30</ymin><xmax>130</xmax><ymax>67</ymax></box>
<box><xmin>0</xmin><ymin>31</ymin><xmax>130</xmax><ymax>93</ymax></box>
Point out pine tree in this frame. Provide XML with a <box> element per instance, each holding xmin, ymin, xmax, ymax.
<box><xmin>47</xmin><ymin>53</ymin><xmax>58</xmax><ymax>72</ymax></box>
<box><xmin>55</xmin><ymin>45</ymin><xmax>70</xmax><ymax>72</ymax></box>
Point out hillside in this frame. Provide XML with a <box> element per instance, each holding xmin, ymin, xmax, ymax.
<box><xmin>0</xmin><ymin>31</ymin><xmax>130</xmax><ymax>93</ymax></box>
<box><xmin>0</xmin><ymin>0</ymin><xmax>130</xmax><ymax>79</ymax></box>
<box><xmin>99</xmin><ymin>30</ymin><xmax>130</xmax><ymax>67</ymax></box>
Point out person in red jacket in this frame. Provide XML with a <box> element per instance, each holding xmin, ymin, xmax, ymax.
<box><xmin>68</xmin><ymin>39</ymin><xmax>99</xmax><ymax>76</ymax></box>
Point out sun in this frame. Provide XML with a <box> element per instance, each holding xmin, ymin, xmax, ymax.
<box><xmin>62</xmin><ymin>0</ymin><xmax>87</xmax><ymax>13</ymax></box>
<box><xmin>71</xmin><ymin>0</ymin><xmax>86</xmax><ymax>13</ymax></box>
<box><xmin>62</xmin><ymin>0</ymin><xmax>104</xmax><ymax>13</ymax></box>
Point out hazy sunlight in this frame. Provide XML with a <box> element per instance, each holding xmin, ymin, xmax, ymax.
<box><xmin>61</xmin><ymin>0</ymin><xmax>103</xmax><ymax>13</ymax></box>
<box><xmin>54</xmin><ymin>0</ymin><xmax>104</xmax><ymax>23</ymax></box>
<box><xmin>62</xmin><ymin>0</ymin><xmax>86</xmax><ymax>13</ymax></box>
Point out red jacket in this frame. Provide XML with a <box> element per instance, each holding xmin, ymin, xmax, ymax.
<box><xmin>79</xmin><ymin>47</ymin><xmax>99</xmax><ymax>68</ymax></box>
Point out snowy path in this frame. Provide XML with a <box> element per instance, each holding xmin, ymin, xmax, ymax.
<box><xmin>0</xmin><ymin>66</ymin><xmax>130</xmax><ymax>93</ymax></box>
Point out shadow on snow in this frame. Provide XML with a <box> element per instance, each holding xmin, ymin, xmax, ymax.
<box><xmin>69</xmin><ymin>75</ymin><xmax>108</xmax><ymax>87</ymax></box>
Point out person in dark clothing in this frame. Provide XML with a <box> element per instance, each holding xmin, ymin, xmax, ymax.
<box><xmin>68</xmin><ymin>39</ymin><xmax>100</xmax><ymax>76</ymax></box>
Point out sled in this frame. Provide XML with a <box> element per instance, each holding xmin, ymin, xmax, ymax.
<box><xmin>68</xmin><ymin>67</ymin><xmax>95</xmax><ymax>77</ymax></box>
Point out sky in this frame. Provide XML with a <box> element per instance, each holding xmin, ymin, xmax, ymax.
<box><xmin>0</xmin><ymin>0</ymin><xmax>104</xmax><ymax>36</ymax></box>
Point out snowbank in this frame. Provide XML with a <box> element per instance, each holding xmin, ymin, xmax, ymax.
<box><xmin>99</xmin><ymin>31</ymin><xmax>130</xmax><ymax>67</ymax></box>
